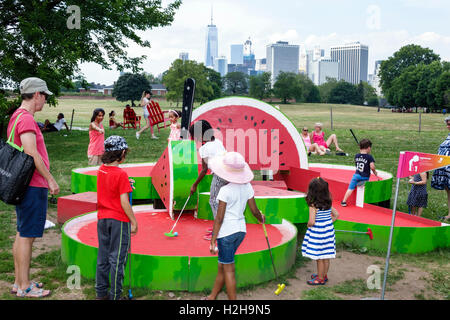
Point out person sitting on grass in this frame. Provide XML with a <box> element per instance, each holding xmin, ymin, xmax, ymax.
<box><xmin>301</xmin><ymin>126</ymin><xmax>326</xmax><ymax>156</ymax></box>
<box><xmin>95</xmin><ymin>135</ymin><xmax>138</xmax><ymax>300</ymax></box>
<box><xmin>109</xmin><ymin>111</ymin><xmax>123</xmax><ymax>129</ymax></box>
<box><xmin>41</xmin><ymin>113</ymin><xmax>69</xmax><ymax>132</ymax></box>
<box><xmin>341</xmin><ymin>139</ymin><xmax>378</xmax><ymax>207</ymax></box>
<box><xmin>203</xmin><ymin>152</ymin><xmax>265</xmax><ymax>300</ymax></box>
<box><xmin>311</xmin><ymin>122</ymin><xmax>344</xmax><ymax>155</ymax></box>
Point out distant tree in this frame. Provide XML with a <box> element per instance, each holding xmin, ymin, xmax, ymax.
<box><xmin>162</xmin><ymin>59</ymin><xmax>214</xmax><ymax>106</ymax></box>
<box><xmin>112</xmin><ymin>73</ymin><xmax>151</xmax><ymax>107</ymax></box>
<box><xmin>355</xmin><ymin>81</ymin><xmax>365</xmax><ymax>105</ymax></box>
<box><xmin>204</xmin><ymin>67</ymin><xmax>223</xmax><ymax>100</ymax></box>
<box><xmin>224</xmin><ymin>72</ymin><xmax>248</xmax><ymax>95</ymax></box>
<box><xmin>361</xmin><ymin>82</ymin><xmax>378</xmax><ymax>105</ymax></box>
<box><xmin>0</xmin><ymin>0</ymin><xmax>181</xmax><ymax>96</ymax></box>
<box><xmin>379</xmin><ymin>44</ymin><xmax>440</xmax><ymax>105</ymax></box>
<box><xmin>328</xmin><ymin>80</ymin><xmax>359</xmax><ymax>104</ymax></box>
<box><xmin>318</xmin><ymin>78</ymin><xmax>339</xmax><ymax>103</ymax></box>
<box><xmin>296</xmin><ymin>74</ymin><xmax>320</xmax><ymax>103</ymax></box>
<box><xmin>273</xmin><ymin>72</ymin><xmax>301</xmax><ymax>104</ymax></box>
<box><xmin>435</xmin><ymin>70</ymin><xmax>450</xmax><ymax>109</ymax></box>
<box><xmin>249</xmin><ymin>72</ymin><xmax>272</xmax><ymax>100</ymax></box>
<box><xmin>142</xmin><ymin>72</ymin><xmax>161</xmax><ymax>84</ymax></box>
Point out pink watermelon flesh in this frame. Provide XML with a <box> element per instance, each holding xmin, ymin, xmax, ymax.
<box><xmin>195</xmin><ymin>105</ymin><xmax>301</xmax><ymax>171</ymax></box>
<box><xmin>152</xmin><ymin>147</ymin><xmax>171</xmax><ymax>211</ymax></box>
<box><xmin>252</xmin><ymin>184</ymin><xmax>305</xmax><ymax>197</ymax></box>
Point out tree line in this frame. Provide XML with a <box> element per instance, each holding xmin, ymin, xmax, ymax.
<box><xmin>158</xmin><ymin>59</ymin><xmax>379</xmax><ymax>107</ymax></box>
<box><xmin>379</xmin><ymin>44</ymin><xmax>450</xmax><ymax>111</ymax></box>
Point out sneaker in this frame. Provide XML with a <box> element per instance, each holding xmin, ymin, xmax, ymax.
<box><xmin>151</xmin><ymin>135</ymin><xmax>159</xmax><ymax>139</ymax></box>
<box><xmin>136</xmin><ymin>132</ymin><xmax>140</xmax><ymax>140</ymax></box>
<box><xmin>341</xmin><ymin>201</ymin><xmax>347</xmax><ymax>207</ymax></box>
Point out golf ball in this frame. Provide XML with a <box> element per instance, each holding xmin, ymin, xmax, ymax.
<box><xmin>174</xmin><ymin>232</ymin><xmax>178</xmax><ymax>236</ymax></box>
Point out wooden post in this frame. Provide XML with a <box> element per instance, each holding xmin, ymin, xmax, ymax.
<box><xmin>330</xmin><ymin>107</ymin><xmax>333</xmax><ymax>131</ymax></box>
<box><xmin>419</xmin><ymin>111</ymin><xmax>422</xmax><ymax>134</ymax></box>
<box><xmin>69</xmin><ymin>109</ymin><xmax>75</xmax><ymax>131</ymax></box>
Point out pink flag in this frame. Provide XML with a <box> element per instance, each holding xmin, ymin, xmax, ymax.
<box><xmin>397</xmin><ymin>151</ymin><xmax>450</xmax><ymax>178</ymax></box>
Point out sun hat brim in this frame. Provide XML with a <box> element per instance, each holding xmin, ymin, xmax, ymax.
<box><xmin>208</xmin><ymin>154</ymin><xmax>254</xmax><ymax>184</ymax></box>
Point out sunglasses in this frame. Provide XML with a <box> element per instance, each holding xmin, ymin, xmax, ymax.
<box><xmin>302</xmin><ymin>129</ymin><xmax>308</xmax><ymax>132</ymax></box>
<box><xmin>40</xmin><ymin>92</ymin><xmax>49</xmax><ymax>101</ymax></box>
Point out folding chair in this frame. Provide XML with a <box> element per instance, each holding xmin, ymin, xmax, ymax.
<box><xmin>146</xmin><ymin>101</ymin><xmax>170</xmax><ymax>132</ymax></box>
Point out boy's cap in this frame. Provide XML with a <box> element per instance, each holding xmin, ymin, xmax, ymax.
<box><xmin>19</xmin><ymin>77</ymin><xmax>53</xmax><ymax>95</ymax></box>
<box><xmin>104</xmin><ymin>136</ymin><xmax>128</xmax><ymax>152</ymax></box>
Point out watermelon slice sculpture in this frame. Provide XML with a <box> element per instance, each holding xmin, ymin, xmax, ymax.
<box><xmin>152</xmin><ymin>140</ymin><xmax>198</xmax><ymax>219</ymax></box>
<box><xmin>191</xmin><ymin>97</ymin><xmax>309</xmax><ymax>172</ymax></box>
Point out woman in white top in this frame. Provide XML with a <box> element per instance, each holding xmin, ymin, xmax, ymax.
<box><xmin>203</xmin><ymin>152</ymin><xmax>265</xmax><ymax>300</ymax></box>
<box><xmin>136</xmin><ymin>90</ymin><xmax>158</xmax><ymax>140</ymax></box>
<box><xmin>189</xmin><ymin>120</ymin><xmax>228</xmax><ymax>240</ymax></box>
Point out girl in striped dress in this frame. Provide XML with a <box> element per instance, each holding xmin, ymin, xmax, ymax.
<box><xmin>301</xmin><ymin>177</ymin><xmax>339</xmax><ymax>285</ymax></box>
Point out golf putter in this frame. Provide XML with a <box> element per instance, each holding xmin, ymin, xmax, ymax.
<box><xmin>164</xmin><ymin>195</ymin><xmax>191</xmax><ymax>237</ymax></box>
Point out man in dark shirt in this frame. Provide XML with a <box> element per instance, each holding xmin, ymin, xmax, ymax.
<box><xmin>341</xmin><ymin>139</ymin><xmax>378</xmax><ymax>207</ymax></box>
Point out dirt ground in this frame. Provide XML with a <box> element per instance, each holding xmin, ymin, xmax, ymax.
<box><xmin>0</xmin><ymin>211</ymin><xmax>445</xmax><ymax>300</ymax></box>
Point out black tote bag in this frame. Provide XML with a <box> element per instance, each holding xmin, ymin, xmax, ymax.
<box><xmin>0</xmin><ymin>113</ymin><xmax>36</xmax><ymax>205</ymax></box>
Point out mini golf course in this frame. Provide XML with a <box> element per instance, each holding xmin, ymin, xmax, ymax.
<box><xmin>60</xmin><ymin>97</ymin><xmax>450</xmax><ymax>291</ymax></box>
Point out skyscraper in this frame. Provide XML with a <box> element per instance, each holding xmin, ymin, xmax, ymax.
<box><xmin>205</xmin><ymin>9</ymin><xmax>218</xmax><ymax>68</ymax></box>
<box><xmin>214</xmin><ymin>56</ymin><xmax>228</xmax><ymax>77</ymax></box>
<box><xmin>310</xmin><ymin>58</ymin><xmax>339</xmax><ymax>85</ymax></box>
<box><xmin>266</xmin><ymin>41</ymin><xmax>300</xmax><ymax>86</ymax></box>
<box><xmin>330</xmin><ymin>42</ymin><xmax>369</xmax><ymax>84</ymax></box>
<box><xmin>179</xmin><ymin>52</ymin><xmax>189</xmax><ymax>61</ymax></box>
<box><xmin>230</xmin><ymin>44</ymin><xmax>244</xmax><ymax>65</ymax></box>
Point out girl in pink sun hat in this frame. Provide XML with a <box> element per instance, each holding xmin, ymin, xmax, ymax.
<box><xmin>203</xmin><ymin>152</ymin><xmax>265</xmax><ymax>300</ymax></box>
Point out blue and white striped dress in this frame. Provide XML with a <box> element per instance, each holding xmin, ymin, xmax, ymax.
<box><xmin>301</xmin><ymin>208</ymin><xmax>336</xmax><ymax>260</ymax></box>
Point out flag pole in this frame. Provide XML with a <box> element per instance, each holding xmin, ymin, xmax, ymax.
<box><xmin>380</xmin><ymin>177</ymin><xmax>400</xmax><ymax>299</ymax></box>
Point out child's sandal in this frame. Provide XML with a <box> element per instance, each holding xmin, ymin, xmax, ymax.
<box><xmin>311</xmin><ymin>274</ymin><xmax>328</xmax><ymax>282</ymax></box>
<box><xmin>307</xmin><ymin>278</ymin><xmax>326</xmax><ymax>286</ymax></box>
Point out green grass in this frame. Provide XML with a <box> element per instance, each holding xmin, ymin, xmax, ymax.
<box><xmin>1</xmin><ymin>98</ymin><xmax>449</xmax><ymax>300</ymax></box>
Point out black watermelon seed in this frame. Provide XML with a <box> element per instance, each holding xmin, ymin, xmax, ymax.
<box><xmin>228</xmin><ymin>118</ymin><xmax>232</xmax><ymax>123</ymax></box>
<box><xmin>280</xmin><ymin>141</ymin><xmax>284</xmax><ymax>144</ymax></box>
<box><xmin>251</xmin><ymin>116</ymin><xmax>254</xmax><ymax>120</ymax></box>
<box><xmin>281</xmin><ymin>163</ymin><xmax>285</xmax><ymax>166</ymax></box>
<box><xmin>261</xmin><ymin>120</ymin><xmax>265</xmax><ymax>124</ymax></box>
<box><xmin>161</xmin><ymin>184</ymin><xmax>163</xmax><ymax>187</ymax></box>
<box><xmin>245</xmin><ymin>115</ymin><xmax>248</xmax><ymax>120</ymax></box>
<box><xmin>165</xmin><ymin>182</ymin><xmax>167</xmax><ymax>186</ymax></box>
<box><xmin>279</xmin><ymin>152</ymin><xmax>283</xmax><ymax>155</ymax></box>
<box><xmin>254</xmin><ymin>122</ymin><xmax>257</xmax><ymax>127</ymax></box>
<box><xmin>218</xmin><ymin>118</ymin><xmax>222</xmax><ymax>123</ymax></box>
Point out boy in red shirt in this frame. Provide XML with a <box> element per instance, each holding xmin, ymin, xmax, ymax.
<box><xmin>95</xmin><ymin>136</ymin><xmax>138</xmax><ymax>300</ymax></box>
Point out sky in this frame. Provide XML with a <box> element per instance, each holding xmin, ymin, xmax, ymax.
<box><xmin>79</xmin><ymin>0</ymin><xmax>450</xmax><ymax>85</ymax></box>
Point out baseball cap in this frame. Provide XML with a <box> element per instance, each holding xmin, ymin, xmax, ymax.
<box><xmin>104</xmin><ymin>135</ymin><xmax>129</xmax><ymax>152</ymax></box>
<box><xmin>19</xmin><ymin>77</ymin><xmax>53</xmax><ymax>95</ymax></box>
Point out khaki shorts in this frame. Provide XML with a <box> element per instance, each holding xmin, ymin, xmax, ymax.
<box><xmin>88</xmin><ymin>155</ymin><xmax>102</xmax><ymax>166</ymax></box>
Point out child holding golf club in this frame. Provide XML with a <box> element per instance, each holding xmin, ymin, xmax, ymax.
<box><xmin>341</xmin><ymin>138</ymin><xmax>378</xmax><ymax>207</ymax></box>
<box><xmin>189</xmin><ymin>120</ymin><xmax>227</xmax><ymax>240</ymax></box>
<box><xmin>302</xmin><ymin>177</ymin><xmax>339</xmax><ymax>285</ymax></box>
<box><xmin>204</xmin><ymin>152</ymin><xmax>265</xmax><ymax>300</ymax></box>
<box><xmin>95</xmin><ymin>136</ymin><xmax>138</xmax><ymax>300</ymax></box>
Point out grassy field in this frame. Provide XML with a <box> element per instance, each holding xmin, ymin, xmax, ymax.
<box><xmin>0</xmin><ymin>97</ymin><xmax>448</xmax><ymax>300</ymax></box>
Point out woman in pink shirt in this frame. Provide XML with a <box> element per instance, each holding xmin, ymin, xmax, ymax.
<box><xmin>88</xmin><ymin>108</ymin><xmax>105</xmax><ymax>166</ymax></box>
<box><xmin>301</xmin><ymin>127</ymin><xmax>326</xmax><ymax>156</ymax></box>
<box><xmin>311</xmin><ymin>122</ymin><xmax>344</xmax><ymax>154</ymax></box>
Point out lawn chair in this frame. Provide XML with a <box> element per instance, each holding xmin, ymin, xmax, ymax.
<box><xmin>123</xmin><ymin>106</ymin><xmax>141</xmax><ymax>129</ymax></box>
<box><xmin>146</xmin><ymin>100</ymin><xmax>170</xmax><ymax>132</ymax></box>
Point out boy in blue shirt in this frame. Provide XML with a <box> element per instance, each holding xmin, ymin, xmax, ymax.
<box><xmin>341</xmin><ymin>139</ymin><xmax>378</xmax><ymax>207</ymax></box>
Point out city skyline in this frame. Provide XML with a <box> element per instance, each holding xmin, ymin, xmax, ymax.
<box><xmin>79</xmin><ymin>0</ymin><xmax>450</xmax><ymax>85</ymax></box>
